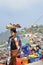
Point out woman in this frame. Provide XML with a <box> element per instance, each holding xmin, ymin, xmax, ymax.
<box><xmin>8</xmin><ymin>28</ymin><xmax>22</xmax><ymax>65</ymax></box>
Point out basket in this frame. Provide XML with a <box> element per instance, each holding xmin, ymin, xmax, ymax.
<box><xmin>22</xmin><ymin>57</ymin><xmax>28</xmax><ymax>65</ymax></box>
<box><xmin>6</xmin><ymin>23</ymin><xmax>21</xmax><ymax>29</ymax></box>
<box><xmin>30</xmin><ymin>58</ymin><xmax>39</xmax><ymax>63</ymax></box>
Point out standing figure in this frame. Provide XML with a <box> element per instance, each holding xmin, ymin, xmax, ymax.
<box><xmin>6</xmin><ymin>24</ymin><xmax>22</xmax><ymax>65</ymax></box>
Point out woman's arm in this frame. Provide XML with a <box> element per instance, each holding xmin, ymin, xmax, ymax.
<box><xmin>14</xmin><ymin>38</ymin><xmax>18</xmax><ymax>49</ymax></box>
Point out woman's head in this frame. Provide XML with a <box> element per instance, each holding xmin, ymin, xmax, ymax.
<box><xmin>36</xmin><ymin>45</ymin><xmax>41</xmax><ymax>50</ymax></box>
<box><xmin>10</xmin><ymin>28</ymin><xmax>17</xmax><ymax>36</ymax></box>
<box><xmin>32</xmin><ymin>48</ymin><xmax>36</xmax><ymax>54</ymax></box>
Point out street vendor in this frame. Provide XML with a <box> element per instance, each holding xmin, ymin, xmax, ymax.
<box><xmin>29</xmin><ymin>48</ymin><xmax>38</xmax><ymax>58</ymax></box>
<box><xmin>6</xmin><ymin>23</ymin><xmax>22</xmax><ymax>65</ymax></box>
<box><xmin>36</xmin><ymin>45</ymin><xmax>43</xmax><ymax>59</ymax></box>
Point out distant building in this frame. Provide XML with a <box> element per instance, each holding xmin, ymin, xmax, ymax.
<box><xmin>32</xmin><ymin>24</ymin><xmax>38</xmax><ymax>28</ymax></box>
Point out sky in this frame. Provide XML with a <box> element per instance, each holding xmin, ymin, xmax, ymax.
<box><xmin>0</xmin><ymin>0</ymin><xmax>43</xmax><ymax>33</ymax></box>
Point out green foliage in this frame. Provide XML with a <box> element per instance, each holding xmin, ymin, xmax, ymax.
<box><xmin>39</xmin><ymin>29</ymin><xmax>43</xmax><ymax>33</ymax></box>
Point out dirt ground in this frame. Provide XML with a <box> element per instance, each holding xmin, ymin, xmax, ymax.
<box><xmin>26</xmin><ymin>60</ymin><xmax>43</xmax><ymax>65</ymax></box>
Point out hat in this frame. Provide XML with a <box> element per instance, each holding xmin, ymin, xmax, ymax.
<box><xmin>10</xmin><ymin>28</ymin><xmax>17</xmax><ymax>33</ymax></box>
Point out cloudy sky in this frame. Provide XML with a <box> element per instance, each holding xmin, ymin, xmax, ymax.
<box><xmin>0</xmin><ymin>0</ymin><xmax>43</xmax><ymax>33</ymax></box>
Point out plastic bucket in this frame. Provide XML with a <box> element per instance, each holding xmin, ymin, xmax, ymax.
<box><xmin>22</xmin><ymin>57</ymin><xmax>28</xmax><ymax>65</ymax></box>
<box><xmin>16</xmin><ymin>58</ymin><xmax>22</xmax><ymax>65</ymax></box>
<box><xmin>30</xmin><ymin>58</ymin><xmax>39</xmax><ymax>63</ymax></box>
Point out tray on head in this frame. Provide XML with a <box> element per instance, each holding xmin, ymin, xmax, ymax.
<box><xmin>6</xmin><ymin>23</ymin><xmax>21</xmax><ymax>29</ymax></box>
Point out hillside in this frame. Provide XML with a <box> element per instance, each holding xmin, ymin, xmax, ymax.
<box><xmin>0</xmin><ymin>30</ymin><xmax>10</xmax><ymax>44</ymax></box>
<box><xmin>0</xmin><ymin>24</ymin><xmax>43</xmax><ymax>44</ymax></box>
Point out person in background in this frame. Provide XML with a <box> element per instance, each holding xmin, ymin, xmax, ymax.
<box><xmin>29</xmin><ymin>48</ymin><xmax>39</xmax><ymax>59</ymax></box>
<box><xmin>31</xmin><ymin>48</ymin><xmax>38</xmax><ymax>56</ymax></box>
<box><xmin>22</xmin><ymin>45</ymin><xmax>31</xmax><ymax>57</ymax></box>
<box><xmin>36</xmin><ymin>45</ymin><xmax>42</xmax><ymax>59</ymax></box>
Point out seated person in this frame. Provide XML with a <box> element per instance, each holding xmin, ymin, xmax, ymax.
<box><xmin>36</xmin><ymin>45</ymin><xmax>43</xmax><ymax>59</ymax></box>
<box><xmin>29</xmin><ymin>49</ymin><xmax>38</xmax><ymax>58</ymax></box>
<box><xmin>22</xmin><ymin>45</ymin><xmax>31</xmax><ymax>56</ymax></box>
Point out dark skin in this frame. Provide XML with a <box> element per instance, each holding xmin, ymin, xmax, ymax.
<box><xmin>10</xmin><ymin>31</ymin><xmax>18</xmax><ymax>49</ymax></box>
<box><xmin>9</xmin><ymin>31</ymin><xmax>20</xmax><ymax>65</ymax></box>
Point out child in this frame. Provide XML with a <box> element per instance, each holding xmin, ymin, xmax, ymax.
<box><xmin>29</xmin><ymin>49</ymin><xmax>38</xmax><ymax>58</ymax></box>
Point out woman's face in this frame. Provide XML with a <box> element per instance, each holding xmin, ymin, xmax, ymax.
<box><xmin>10</xmin><ymin>31</ymin><xmax>16</xmax><ymax>36</ymax></box>
<box><xmin>32</xmin><ymin>50</ymin><xmax>35</xmax><ymax>54</ymax></box>
<box><xmin>36</xmin><ymin>47</ymin><xmax>39</xmax><ymax>50</ymax></box>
